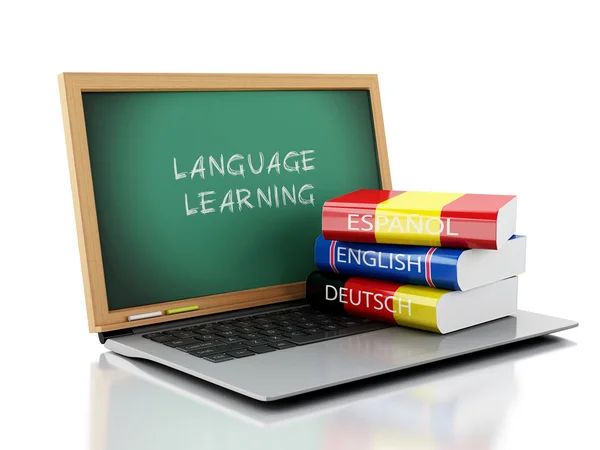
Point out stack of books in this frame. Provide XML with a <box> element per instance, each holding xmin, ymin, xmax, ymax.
<box><xmin>306</xmin><ymin>190</ymin><xmax>525</xmax><ymax>334</ymax></box>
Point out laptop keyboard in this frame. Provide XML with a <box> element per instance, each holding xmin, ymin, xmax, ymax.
<box><xmin>142</xmin><ymin>306</ymin><xmax>391</xmax><ymax>363</ymax></box>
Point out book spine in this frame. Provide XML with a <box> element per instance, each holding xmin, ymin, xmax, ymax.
<box><xmin>306</xmin><ymin>271</ymin><xmax>450</xmax><ymax>333</ymax></box>
<box><xmin>322</xmin><ymin>190</ymin><xmax>514</xmax><ymax>249</ymax></box>
<box><xmin>314</xmin><ymin>235</ymin><xmax>463</xmax><ymax>290</ymax></box>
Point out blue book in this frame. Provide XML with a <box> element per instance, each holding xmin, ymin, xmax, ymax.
<box><xmin>314</xmin><ymin>234</ymin><xmax>526</xmax><ymax>291</ymax></box>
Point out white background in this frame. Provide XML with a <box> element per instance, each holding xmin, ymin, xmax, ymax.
<box><xmin>1</xmin><ymin>1</ymin><xmax>598</xmax><ymax>448</ymax></box>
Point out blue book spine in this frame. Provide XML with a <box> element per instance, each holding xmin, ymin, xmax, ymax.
<box><xmin>314</xmin><ymin>234</ymin><xmax>464</xmax><ymax>291</ymax></box>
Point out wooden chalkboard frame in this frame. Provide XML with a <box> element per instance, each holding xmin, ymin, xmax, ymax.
<box><xmin>58</xmin><ymin>73</ymin><xmax>391</xmax><ymax>332</ymax></box>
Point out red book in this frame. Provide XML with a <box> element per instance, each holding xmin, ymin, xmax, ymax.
<box><xmin>322</xmin><ymin>189</ymin><xmax>517</xmax><ymax>249</ymax></box>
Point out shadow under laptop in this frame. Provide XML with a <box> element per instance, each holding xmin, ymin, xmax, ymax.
<box><xmin>90</xmin><ymin>335</ymin><xmax>574</xmax><ymax>450</ymax></box>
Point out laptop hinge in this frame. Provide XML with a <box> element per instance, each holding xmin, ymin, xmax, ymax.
<box><xmin>98</xmin><ymin>329</ymin><xmax>134</xmax><ymax>344</ymax></box>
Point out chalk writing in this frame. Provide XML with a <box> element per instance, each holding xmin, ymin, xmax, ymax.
<box><xmin>173</xmin><ymin>150</ymin><xmax>317</xmax><ymax>217</ymax></box>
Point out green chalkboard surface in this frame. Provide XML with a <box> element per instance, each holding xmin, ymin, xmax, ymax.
<box><xmin>82</xmin><ymin>90</ymin><xmax>381</xmax><ymax>310</ymax></box>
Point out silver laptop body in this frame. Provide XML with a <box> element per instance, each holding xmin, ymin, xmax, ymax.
<box><xmin>104</xmin><ymin>307</ymin><xmax>576</xmax><ymax>401</ymax></box>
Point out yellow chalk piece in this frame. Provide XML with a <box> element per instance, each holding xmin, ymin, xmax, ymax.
<box><xmin>392</xmin><ymin>285</ymin><xmax>448</xmax><ymax>333</ymax></box>
<box><xmin>375</xmin><ymin>191</ymin><xmax>464</xmax><ymax>246</ymax></box>
<box><xmin>166</xmin><ymin>305</ymin><xmax>199</xmax><ymax>315</ymax></box>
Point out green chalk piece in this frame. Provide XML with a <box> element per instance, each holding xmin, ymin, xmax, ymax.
<box><xmin>166</xmin><ymin>305</ymin><xmax>199</xmax><ymax>315</ymax></box>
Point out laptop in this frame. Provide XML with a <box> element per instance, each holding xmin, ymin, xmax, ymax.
<box><xmin>59</xmin><ymin>72</ymin><xmax>578</xmax><ymax>401</ymax></box>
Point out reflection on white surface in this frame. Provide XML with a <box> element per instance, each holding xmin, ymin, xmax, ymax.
<box><xmin>90</xmin><ymin>337</ymin><xmax>573</xmax><ymax>450</ymax></box>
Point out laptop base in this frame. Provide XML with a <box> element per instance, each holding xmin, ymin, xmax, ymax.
<box><xmin>104</xmin><ymin>309</ymin><xmax>577</xmax><ymax>401</ymax></box>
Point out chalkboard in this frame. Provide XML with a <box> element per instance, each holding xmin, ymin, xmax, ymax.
<box><xmin>82</xmin><ymin>90</ymin><xmax>382</xmax><ymax>311</ymax></box>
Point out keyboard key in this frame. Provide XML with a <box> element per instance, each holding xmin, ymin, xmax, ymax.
<box><xmin>181</xmin><ymin>325</ymin><xmax>201</xmax><ymax>331</ymax></box>
<box><xmin>239</xmin><ymin>333</ymin><xmax>262</xmax><ymax>340</ymax></box>
<box><xmin>143</xmin><ymin>332</ymin><xmax>165</xmax><ymax>339</ymax></box>
<box><xmin>255</xmin><ymin>323</ymin><xmax>278</xmax><ymax>330</ymax></box>
<box><xmin>236</xmin><ymin>327</ymin><xmax>259</xmax><ymax>334</ymax></box>
<box><xmin>270</xmin><ymin>315</ymin><xmax>290</xmax><ymax>321</ymax></box>
<box><xmin>213</xmin><ymin>325</ymin><xmax>235</xmax><ymax>331</ymax></box>
<box><xmin>297</xmin><ymin>322</ymin><xmax>319</xmax><ymax>329</ymax></box>
<box><xmin>302</xmin><ymin>328</ymin><xmax>322</xmax><ymax>334</ymax></box>
<box><xmin>266</xmin><ymin>335</ymin><xmax>288</xmax><ymax>342</ymax></box>
<box><xmin>317</xmin><ymin>319</ymin><xmax>335</xmax><ymax>325</ymax></box>
<box><xmin>311</xmin><ymin>313</ymin><xmax>330</xmax><ymax>319</ymax></box>
<box><xmin>204</xmin><ymin>353</ymin><xmax>233</xmax><ymax>363</ymax></box>
<box><xmin>321</xmin><ymin>324</ymin><xmax>344</xmax><ymax>331</ymax></box>
<box><xmin>195</xmin><ymin>328</ymin><xmax>216</xmax><ymax>335</ymax></box>
<box><xmin>250</xmin><ymin>345</ymin><xmax>277</xmax><ymax>354</ymax></box>
<box><xmin>284</xmin><ymin>331</ymin><xmax>308</xmax><ymax>338</ymax></box>
<box><xmin>245</xmin><ymin>339</ymin><xmax>268</xmax><ymax>346</ymax></box>
<box><xmin>190</xmin><ymin>345</ymin><xmax>228</xmax><ymax>357</ymax></box>
<box><xmin>268</xmin><ymin>341</ymin><xmax>297</xmax><ymax>350</ymax></box>
<box><xmin>170</xmin><ymin>331</ymin><xmax>199</xmax><ymax>339</ymax></box>
<box><xmin>227</xmin><ymin>349</ymin><xmax>256</xmax><ymax>358</ymax></box>
<box><xmin>185</xmin><ymin>339</ymin><xmax>223</xmax><ymax>349</ymax></box>
<box><xmin>196</xmin><ymin>334</ymin><xmax>220</xmax><ymax>340</ymax></box>
<box><xmin>220</xmin><ymin>336</ymin><xmax>245</xmax><ymax>344</ymax></box>
<box><xmin>177</xmin><ymin>340</ymin><xmax>223</xmax><ymax>352</ymax></box>
<box><xmin>163</xmin><ymin>338</ymin><xmax>198</xmax><ymax>348</ymax></box>
<box><xmin>335</xmin><ymin>315</ymin><xmax>354</xmax><ymax>322</ymax></box>
<box><xmin>279</xmin><ymin>325</ymin><xmax>301</xmax><ymax>333</ymax></box>
<box><xmin>216</xmin><ymin>330</ymin><xmax>239</xmax><ymax>338</ymax></box>
<box><xmin>260</xmin><ymin>329</ymin><xmax>283</xmax><ymax>336</ymax></box>
<box><xmin>150</xmin><ymin>335</ymin><xmax>177</xmax><ymax>343</ymax></box>
<box><xmin>161</xmin><ymin>329</ymin><xmax>183</xmax><ymax>335</ymax></box>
